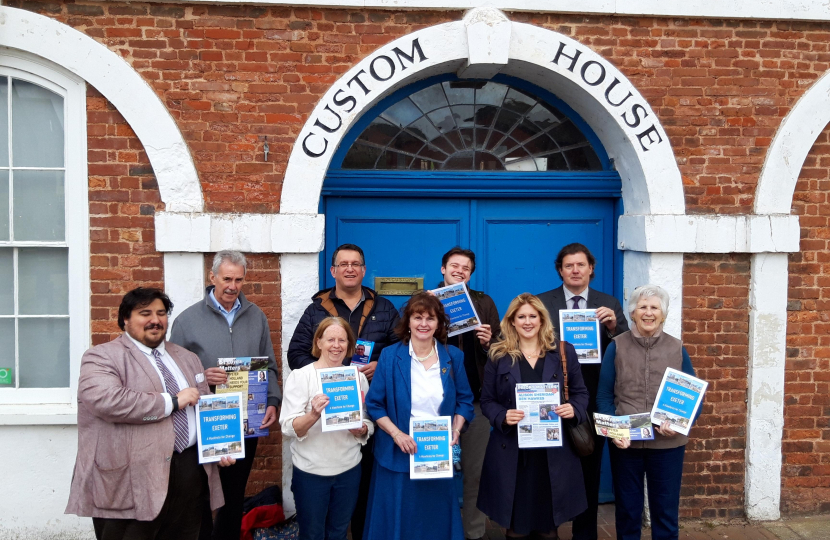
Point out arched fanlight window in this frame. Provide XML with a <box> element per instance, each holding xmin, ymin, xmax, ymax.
<box><xmin>341</xmin><ymin>80</ymin><xmax>603</xmax><ymax>172</ymax></box>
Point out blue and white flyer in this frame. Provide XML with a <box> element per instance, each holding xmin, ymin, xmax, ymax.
<box><xmin>431</xmin><ymin>282</ymin><xmax>481</xmax><ymax>337</ymax></box>
<box><xmin>351</xmin><ymin>339</ymin><xmax>374</xmax><ymax>366</ymax></box>
<box><xmin>594</xmin><ymin>412</ymin><xmax>655</xmax><ymax>441</ymax></box>
<box><xmin>216</xmin><ymin>357</ymin><xmax>270</xmax><ymax>438</ymax></box>
<box><xmin>559</xmin><ymin>309</ymin><xmax>602</xmax><ymax>364</ymax></box>
<box><xmin>651</xmin><ymin>368</ymin><xmax>708</xmax><ymax>436</ymax></box>
<box><xmin>196</xmin><ymin>392</ymin><xmax>245</xmax><ymax>464</ymax></box>
<box><xmin>317</xmin><ymin>366</ymin><xmax>363</xmax><ymax>432</ymax></box>
<box><xmin>410</xmin><ymin>416</ymin><xmax>453</xmax><ymax>479</ymax></box>
<box><xmin>515</xmin><ymin>382</ymin><xmax>562</xmax><ymax>448</ymax></box>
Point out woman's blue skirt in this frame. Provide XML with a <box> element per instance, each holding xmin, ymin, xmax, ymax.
<box><xmin>362</xmin><ymin>461</ymin><xmax>464</xmax><ymax>540</ymax></box>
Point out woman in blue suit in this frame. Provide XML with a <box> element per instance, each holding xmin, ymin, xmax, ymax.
<box><xmin>477</xmin><ymin>293</ymin><xmax>589</xmax><ymax>539</ymax></box>
<box><xmin>364</xmin><ymin>291</ymin><xmax>475</xmax><ymax>540</ymax></box>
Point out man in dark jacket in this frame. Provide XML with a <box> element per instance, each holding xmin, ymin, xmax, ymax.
<box><xmin>286</xmin><ymin>243</ymin><xmax>400</xmax><ymax>540</ymax></box>
<box><xmin>169</xmin><ymin>250</ymin><xmax>282</xmax><ymax>540</ymax></box>
<box><xmin>287</xmin><ymin>243</ymin><xmax>400</xmax><ymax>380</ymax></box>
<box><xmin>438</xmin><ymin>247</ymin><xmax>500</xmax><ymax>540</ymax></box>
<box><xmin>537</xmin><ymin>243</ymin><xmax>629</xmax><ymax>540</ymax></box>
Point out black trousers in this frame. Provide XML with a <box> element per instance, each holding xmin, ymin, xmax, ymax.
<box><xmin>570</xmin><ymin>434</ymin><xmax>606</xmax><ymax>540</ymax></box>
<box><xmin>200</xmin><ymin>436</ymin><xmax>258</xmax><ymax>540</ymax></box>
<box><xmin>93</xmin><ymin>445</ymin><xmax>208</xmax><ymax>540</ymax></box>
<box><xmin>348</xmin><ymin>438</ymin><xmax>374</xmax><ymax>540</ymax></box>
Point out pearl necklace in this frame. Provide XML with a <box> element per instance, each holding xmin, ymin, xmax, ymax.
<box><xmin>413</xmin><ymin>346</ymin><xmax>435</xmax><ymax>362</ymax></box>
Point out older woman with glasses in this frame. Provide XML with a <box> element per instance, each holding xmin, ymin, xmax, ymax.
<box><xmin>596</xmin><ymin>284</ymin><xmax>701</xmax><ymax>540</ymax></box>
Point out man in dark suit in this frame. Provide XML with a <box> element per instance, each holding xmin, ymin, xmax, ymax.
<box><xmin>537</xmin><ymin>243</ymin><xmax>629</xmax><ymax>540</ymax></box>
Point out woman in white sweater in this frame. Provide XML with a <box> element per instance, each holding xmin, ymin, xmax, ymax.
<box><xmin>279</xmin><ymin>317</ymin><xmax>374</xmax><ymax>540</ymax></box>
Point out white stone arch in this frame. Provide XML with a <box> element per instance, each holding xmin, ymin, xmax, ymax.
<box><xmin>280</xmin><ymin>10</ymin><xmax>685</xmax><ymax>216</ymax></box>
<box><xmin>0</xmin><ymin>5</ymin><xmax>203</xmax><ymax>213</ymax></box>
<box><xmin>743</xmin><ymin>69</ymin><xmax>830</xmax><ymax>521</ymax></box>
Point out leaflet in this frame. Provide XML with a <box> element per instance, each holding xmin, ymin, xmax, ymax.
<box><xmin>651</xmin><ymin>368</ymin><xmax>708</xmax><ymax>436</ymax></box>
<box><xmin>216</xmin><ymin>357</ymin><xmax>270</xmax><ymax>438</ymax></box>
<box><xmin>431</xmin><ymin>282</ymin><xmax>481</xmax><ymax>337</ymax></box>
<box><xmin>559</xmin><ymin>309</ymin><xmax>602</xmax><ymax>364</ymax></box>
<box><xmin>196</xmin><ymin>392</ymin><xmax>246</xmax><ymax>464</ymax></box>
<box><xmin>410</xmin><ymin>416</ymin><xmax>453</xmax><ymax>480</ymax></box>
<box><xmin>594</xmin><ymin>412</ymin><xmax>655</xmax><ymax>441</ymax></box>
<box><xmin>351</xmin><ymin>339</ymin><xmax>374</xmax><ymax>367</ymax></box>
<box><xmin>317</xmin><ymin>366</ymin><xmax>363</xmax><ymax>432</ymax></box>
<box><xmin>515</xmin><ymin>382</ymin><xmax>562</xmax><ymax>448</ymax></box>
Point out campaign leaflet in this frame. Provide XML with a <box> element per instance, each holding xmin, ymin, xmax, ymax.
<box><xmin>651</xmin><ymin>368</ymin><xmax>708</xmax><ymax>436</ymax></box>
<box><xmin>559</xmin><ymin>309</ymin><xmax>602</xmax><ymax>364</ymax></box>
<box><xmin>317</xmin><ymin>366</ymin><xmax>363</xmax><ymax>432</ymax></box>
<box><xmin>515</xmin><ymin>382</ymin><xmax>562</xmax><ymax>448</ymax></box>
<box><xmin>196</xmin><ymin>392</ymin><xmax>245</xmax><ymax>464</ymax></box>
<box><xmin>351</xmin><ymin>339</ymin><xmax>374</xmax><ymax>367</ymax></box>
<box><xmin>410</xmin><ymin>416</ymin><xmax>453</xmax><ymax>480</ymax></box>
<box><xmin>216</xmin><ymin>357</ymin><xmax>269</xmax><ymax>438</ymax></box>
<box><xmin>430</xmin><ymin>282</ymin><xmax>481</xmax><ymax>338</ymax></box>
<box><xmin>594</xmin><ymin>412</ymin><xmax>655</xmax><ymax>441</ymax></box>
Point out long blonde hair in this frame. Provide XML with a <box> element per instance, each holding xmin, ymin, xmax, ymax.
<box><xmin>488</xmin><ymin>293</ymin><xmax>557</xmax><ymax>364</ymax></box>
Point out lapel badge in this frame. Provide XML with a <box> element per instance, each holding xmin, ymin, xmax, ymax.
<box><xmin>442</xmin><ymin>367</ymin><xmax>447</xmax><ymax>374</ymax></box>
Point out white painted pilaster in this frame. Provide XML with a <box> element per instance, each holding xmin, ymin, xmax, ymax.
<box><xmin>745</xmin><ymin>253</ymin><xmax>789</xmax><ymax>520</ymax></box>
<box><xmin>622</xmin><ymin>252</ymin><xmax>684</xmax><ymax>339</ymax></box>
<box><xmin>163</xmin><ymin>253</ymin><xmax>206</xmax><ymax>330</ymax></box>
<box><xmin>278</xmin><ymin>253</ymin><xmax>321</xmax><ymax>515</ymax></box>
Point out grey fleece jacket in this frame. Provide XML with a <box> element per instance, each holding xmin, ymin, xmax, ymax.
<box><xmin>169</xmin><ymin>286</ymin><xmax>282</xmax><ymax>407</ymax></box>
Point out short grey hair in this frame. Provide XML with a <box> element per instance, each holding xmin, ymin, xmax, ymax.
<box><xmin>212</xmin><ymin>250</ymin><xmax>247</xmax><ymax>276</ymax></box>
<box><xmin>628</xmin><ymin>284</ymin><xmax>670</xmax><ymax>317</ymax></box>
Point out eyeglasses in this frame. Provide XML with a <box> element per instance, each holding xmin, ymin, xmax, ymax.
<box><xmin>334</xmin><ymin>263</ymin><xmax>364</xmax><ymax>269</ymax></box>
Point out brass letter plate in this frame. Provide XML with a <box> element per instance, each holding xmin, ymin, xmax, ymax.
<box><xmin>374</xmin><ymin>277</ymin><xmax>424</xmax><ymax>296</ymax></box>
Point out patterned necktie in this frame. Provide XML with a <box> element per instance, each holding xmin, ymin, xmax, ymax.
<box><xmin>571</xmin><ymin>295</ymin><xmax>583</xmax><ymax>310</ymax></box>
<box><xmin>152</xmin><ymin>348</ymin><xmax>190</xmax><ymax>453</ymax></box>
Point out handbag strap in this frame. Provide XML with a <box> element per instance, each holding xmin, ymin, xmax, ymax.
<box><xmin>559</xmin><ymin>339</ymin><xmax>570</xmax><ymax>402</ymax></box>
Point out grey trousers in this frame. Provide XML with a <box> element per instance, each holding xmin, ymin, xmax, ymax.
<box><xmin>460</xmin><ymin>402</ymin><xmax>490</xmax><ymax>539</ymax></box>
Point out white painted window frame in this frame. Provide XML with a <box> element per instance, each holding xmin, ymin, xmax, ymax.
<box><xmin>0</xmin><ymin>50</ymin><xmax>89</xmax><ymax>422</ymax></box>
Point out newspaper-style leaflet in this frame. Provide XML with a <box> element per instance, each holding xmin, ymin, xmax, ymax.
<box><xmin>317</xmin><ymin>366</ymin><xmax>363</xmax><ymax>432</ymax></box>
<box><xmin>651</xmin><ymin>367</ymin><xmax>708</xmax><ymax>436</ymax></box>
<box><xmin>216</xmin><ymin>357</ymin><xmax>269</xmax><ymax>438</ymax></box>
<box><xmin>559</xmin><ymin>309</ymin><xmax>602</xmax><ymax>364</ymax></box>
<box><xmin>410</xmin><ymin>416</ymin><xmax>453</xmax><ymax>480</ymax></box>
<box><xmin>431</xmin><ymin>282</ymin><xmax>481</xmax><ymax>337</ymax></box>
<box><xmin>515</xmin><ymin>382</ymin><xmax>562</xmax><ymax>448</ymax></box>
<box><xmin>196</xmin><ymin>392</ymin><xmax>245</xmax><ymax>464</ymax></box>
<box><xmin>594</xmin><ymin>412</ymin><xmax>655</xmax><ymax>441</ymax></box>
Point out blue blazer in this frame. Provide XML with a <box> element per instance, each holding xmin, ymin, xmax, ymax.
<box><xmin>365</xmin><ymin>340</ymin><xmax>475</xmax><ymax>473</ymax></box>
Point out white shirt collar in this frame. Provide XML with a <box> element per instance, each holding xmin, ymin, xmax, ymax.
<box><xmin>563</xmin><ymin>286</ymin><xmax>589</xmax><ymax>304</ymax></box>
<box><xmin>408</xmin><ymin>339</ymin><xmax>438</xmax><ymax>367</ymax></box>
<box><xmin>126</xmin><ymin>333</ymin><xmax>166</xmax><ymax>356</ymax></box>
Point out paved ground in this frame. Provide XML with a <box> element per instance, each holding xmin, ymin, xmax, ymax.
<box><xmin>482</xmin><ymin>504</ymin><xmax>830</xmax><ymax>540</ymax></box>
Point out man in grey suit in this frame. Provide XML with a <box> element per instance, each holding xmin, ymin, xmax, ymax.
<box><xmin>66</xmin><ymin>287</ymin><xmax>232</xmax><ymax>540</ymax></box>
<box><xmin>537</xmin><ymin>243</ymin><xmax>629</xmax><ymax>540</ymax></box>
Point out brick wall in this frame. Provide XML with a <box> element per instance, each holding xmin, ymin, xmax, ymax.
<box><xmin>682</xmin><ymin>254</ymin><xmax>751</xmax><ymax>519</ymax></box>
<box><xmin>13</xmin><ymin>1</ymin><xmax>830</xmax><ymax>215</ymax></box>
<box><xmin>782</xmin><ymin>122</ymin><xmax>830</xmax><ymax>515</ymax></box>
<box><xmin>202</xmin><ymin>253</ymin><xmax>283</xmax><ymax>496</ymax></box>
<box><xmin>88</xmin><ymin>86</ymin><xmax>165</xmax><ymax>345</ymax></box>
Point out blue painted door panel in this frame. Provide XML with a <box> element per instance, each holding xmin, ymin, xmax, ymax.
<box><xmin>323</xmin><ymin>197</ymin><xmax>617</xmax><ymax>316</ymax></box>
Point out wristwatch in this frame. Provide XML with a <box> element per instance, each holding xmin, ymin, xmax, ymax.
<box><xmin>171</xmin><ymin>395</ymin><xmax>179</xmax><ymax>413</ymax></box>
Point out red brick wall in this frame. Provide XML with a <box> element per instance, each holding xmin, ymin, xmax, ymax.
<box><xmin>203</xmin><ymin>253</ymin><xmax>283</xmax><ymax>495</ymax></box>
<box><xmin>88</xmin><ymin>86</ymin><xmax>165</xmax><ymax>345</ymax></box>
<box><xmin>13</xmin><ymin>1</ymin><xmax>830</xmax><ymax>215</ymax></box>
<box><xmin>782</xmin><ymin>122</ymin><xmax>830</xmax><ymax>515</ymax></box>
<box><xmin>682</xmin><ymin>254</ymin><xmax>751</xmax><ymax>519</ymax></box>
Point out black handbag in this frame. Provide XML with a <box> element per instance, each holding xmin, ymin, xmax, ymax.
<box><xmin>559</xmin><ymin>340</ymin><xmax>595</xmax><ymax>457</ymax></box>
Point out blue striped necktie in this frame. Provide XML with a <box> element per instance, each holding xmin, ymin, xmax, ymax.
<box><xmin>152</xmin><ymin>348</ymin><xmax>190</xmax><ymax>453</ymax></box>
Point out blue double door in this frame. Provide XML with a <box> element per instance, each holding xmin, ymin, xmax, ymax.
<box><xmin>322</xmin><ymin>197</ymin><xmax>619</xmax><ymax>316</ymax></box>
